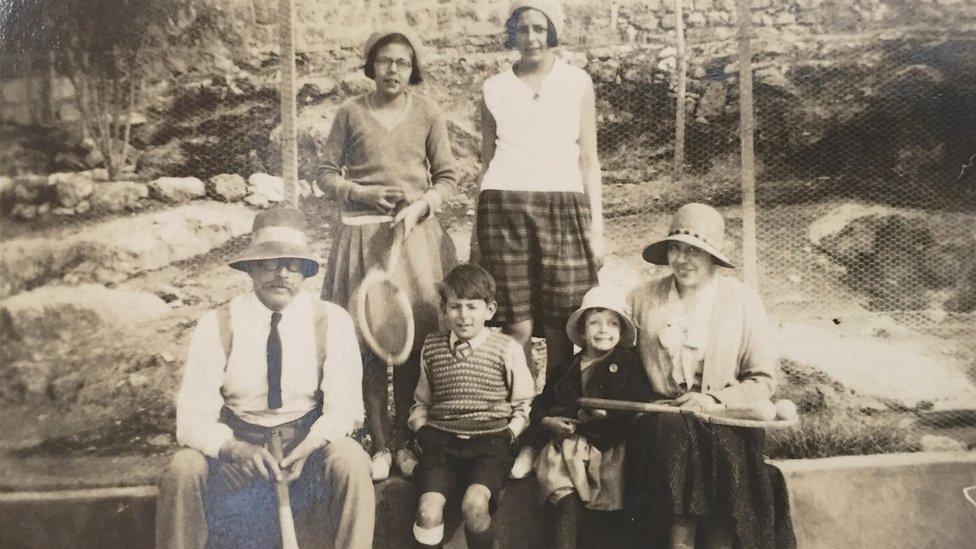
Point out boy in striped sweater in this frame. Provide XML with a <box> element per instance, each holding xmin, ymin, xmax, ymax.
<box><xmin>409</xmin><ymin>263</ymin><xmax>535</xmax><ymax>549</ymax></box>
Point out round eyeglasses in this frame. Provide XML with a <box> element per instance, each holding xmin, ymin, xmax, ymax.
<box><xmin>253</xmin><ymin>258</ymin><xmax>305</xmax><ymax>273</ymax></box>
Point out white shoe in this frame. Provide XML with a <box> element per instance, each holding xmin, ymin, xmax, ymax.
<box><xmin>396</xmin><ymin>447</ymin><xmax>418</xmax><ymax>478</ymax></box>
<box><xmin>371</xmin><ymin>449</ymin><xmax>392</xmax><ymax>481</ymax></box>
<box><xmin>509</xmin><ymin>446</ymin><xmax>536</xmax><ymax>479</ymax></box>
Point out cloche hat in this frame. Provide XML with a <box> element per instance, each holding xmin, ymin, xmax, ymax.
<box><xmin>642</xmin><ymin>203</ymin><xmax>734</xmax><ymax>268</ymax></box>
<box><xmin>566</xmin><ymin>285</ymin><xmax>637</xmax><ymax>349</ymax></box>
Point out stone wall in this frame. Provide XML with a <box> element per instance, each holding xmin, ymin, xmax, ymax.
<box><xmin>3</xmin><ymin>0</ymin><xmax>975</xmax><ymax>129</ymax></box>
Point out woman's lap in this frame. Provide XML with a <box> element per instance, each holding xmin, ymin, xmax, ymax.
<box><xmin>626</xmin><ymin>413</ymin><xmax>795</xmax><ymax>548</ymax></box>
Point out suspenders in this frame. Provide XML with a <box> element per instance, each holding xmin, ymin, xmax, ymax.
<box><xmin>215</xmin><ymin>300</ymin><xmax>329</xmax><ymax>411</ymax></box>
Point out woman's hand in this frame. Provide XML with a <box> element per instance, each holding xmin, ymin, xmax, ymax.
<box><xmin>392</xmin><ymin>199</ymin><xmax>429</xmax><ymax>237</ymax></box>
<box><xmin>351</xmin><ymin>183</ymin><xmax>405</xmax><ymax>212</ymax></box>
<box><xmin>590</xmin><ymin>229</ymin><xmax>605</xmax><ymax>269</ymax></box>
<box><xmin>541</xmin><ymin>416</ymin><xmax>576</xmax><ymax>440</ymax></box>
<box><xmin>675</xmin><ymin>392</ymin><xmax>719</xmax><ymax>412</ymax></box>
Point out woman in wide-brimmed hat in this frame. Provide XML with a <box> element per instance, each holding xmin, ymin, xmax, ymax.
<box><xmin>316</xmin><ymin>25</ymin><xmax>458</xmax><ymax>481</ymax></box>
<box><xmin>471</xmin><ymin>0</ymin><xmax>604</xmax><ymax>388</ymax></box>
<box><xmin>624</xmin><ymin>203</ymin><xmax>795</xmax><ymax>548</ymax></box>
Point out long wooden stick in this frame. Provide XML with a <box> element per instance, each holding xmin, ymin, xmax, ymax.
<box><xmin>269</xmin><ymin>431</ymin><xmax>300</xmax><ymax>549</ymax></box>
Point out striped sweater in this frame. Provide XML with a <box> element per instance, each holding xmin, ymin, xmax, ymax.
<box><xmin>421</xmin><ymin>330</ymin><xmax>513</xmax><ymax>435</ymax></box>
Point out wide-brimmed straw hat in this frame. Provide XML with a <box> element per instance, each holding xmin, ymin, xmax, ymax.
<box><xmin>642</xmin><ymin>203</ymin><xmax>734</xmax><ymax>268</ymax></box>
<box><xmin>229</xmin><ymin>208</ymin><xmax>319</xmax><ymax>278</ymax></box>
<box><xmin>508</xmin><ymin>0</ymin><xmax>566</xmax><ymax>43</ymax></box>
<box><xmin>362</xmin><ymin>24</ymin><xmax>425</xmax><ymax>82</ymax></box>
<box><xmin>566</xmin><ymin>285</ymin><xmax>637</xmax><ymax>349</ymax></box>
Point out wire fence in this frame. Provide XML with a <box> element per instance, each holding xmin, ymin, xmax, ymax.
<box><xmin>1</xmin><ymin>0</ymin><xmax>974</xmax><ymax>458</ymax></box>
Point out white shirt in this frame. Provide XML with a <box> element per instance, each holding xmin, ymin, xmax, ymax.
<box><xmin>176</xmin><ymin>292</ymin><xmax>365</xmax><ymax>458</ymax></box>
<box><xmin>480</xmin><ymin>56</ymin><xmax>591</xmax><ymax>194</ymax></box>
<box><xmin>409</xmin><ymin>328</ymin><xmax>535</xmax><ymax>437</ymax></box>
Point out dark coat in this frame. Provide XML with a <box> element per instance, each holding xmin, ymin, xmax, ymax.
<box><xmin>527</xmin><ymin>346</ymin><xmax>653</xmax><ymax>452</ymax></box>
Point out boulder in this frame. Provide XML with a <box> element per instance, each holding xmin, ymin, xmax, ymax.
<box><xmin>90</xmin><ymin>181</ymin><xmax>149</xmax><ymax>213</ymax></box>
<box><xmin>0</xmin><ymin>176</ymin><xmax>13</xmax><ymax>200</ymax></box>
<box><xmin>809</xmin><ymin>203</ymin><xmax>969</xmax><ymax>311</ymax></box>
<box><xmin>0</xmin><ymin>202</ymin><xmax>255</xmax><ymax>298</ymax></box>
<box><xmin>50</xmin><ymin>172</ymin><xmax>95</xmax><ymax>208</ymax></box>
<box><xmin>1</xmin><ymin>284</ymin><xmax>171</xmax><ymax>328</ymax></box>
<box><xmin>149</xmin><ymin>176</ymin><xmax>206</xmax><ymax>203</ymax></box>
<box><xmin>207</xmin><ymin>173</ymin><xmax>247</xmax><ymax>202</ymax></box>
<box><xmin>245</xmin><ymin>173</ymin><xmax>284</xmax><ymax>208</ymax></box>
<box><xmin>919</xmin><ymin>434</ymin><xmax>967</xmax><ymax>452</ymax></box>
<box><xmin>138</xmin><ymin>140</ymin><xmax>188</xmax><ymax>179</ymax></box>
<box><xmin>13</xmin><ymin>174</ymin><xmax>52</xmax><ymax>203</ymax></box>
<box><xmin>298</xmin><ymin>77</ymin><xmax>337</xmax><ymax>105</ymax></box>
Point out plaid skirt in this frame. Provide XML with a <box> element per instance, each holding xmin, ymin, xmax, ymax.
<box><xmin>624</xmin><ymin>413</ymin><xmax>796</xmax><ymax>549</ymax></box>
<box><xmin>476</xmin><ymin>190</ymin><xmax>598</xmax><ymax>330</ymax></box>
<box><xmin>321</xmin><ymin>217</ymin><xmax>458</xmax><ymax>351</ymax></box>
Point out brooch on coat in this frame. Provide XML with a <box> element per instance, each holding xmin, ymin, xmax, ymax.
<box><xmin>608</xmin><ymin>363</ymin><xmax>619</xmax><ymax>373</ymax></box>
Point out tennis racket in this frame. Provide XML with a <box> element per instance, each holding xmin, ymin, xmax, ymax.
<box><xmin>353</xmin><ymin>223</ymin><xmax>415</xmax><ymax>367</ymax></box>
<box><xmin>578</xmin><ymin>397</ymin><xmax>799</xmax><ymax>429</ymax></box>
<box><xmin>269</xmin><ymin>431</ymin><xmax>300</xmax><ymax>549</ymax></box>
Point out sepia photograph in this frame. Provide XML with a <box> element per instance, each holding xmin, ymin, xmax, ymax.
<box><xmin>0</xmin><ymin>0</ymin><xmax>974</xmax><ymax>547</ymax></box>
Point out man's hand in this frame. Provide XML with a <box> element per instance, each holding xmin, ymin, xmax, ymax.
<box><xmin>675</xmin><ymin>392</ymin><xmax>719</xmax><ymax>412</ymax></box>
<box><xmin>391</xmin><ymin>199</ymin><xmax>429</xmax><ymax>237</ymax></box>
<box><xmin>219</xmin><ymin>438</ymin><xmax>282</xmax><ymax>482</ymax></box>
<box><xmin>279</xmin><ymin>438</ymin><xmax>321</xmax><ymax>482</ymax></box>
<box><xmin>351</xmin><ymin>183</ymin><xmax>405</xmax><ymax>212</ymax></box>
<box><xmin>541</xmin><ymin>416</ymin><xmax>576</xmax><ymax>440</ymax></box>
<box><xmin>577</xmin><ymin>407</ymin><xmax>608</xmax><ymax>423</ymax></box>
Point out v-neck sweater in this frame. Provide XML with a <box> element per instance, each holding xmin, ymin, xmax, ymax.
<box><xmin>316</xmin><ymin>92</ymin><xmax>457</xmax><ymax>220</ymax></box>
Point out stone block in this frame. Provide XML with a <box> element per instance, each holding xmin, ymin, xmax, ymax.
<box><xmin>90</xmin><ymin>182</ymin><xmax>149</xmax><ymax>213</ymax></box>
<box><xmin>207</xmin><ymin>173</ymin><xmax>247</xmax><ymax>203</ymax></box>
<box><xmin>50</xmin><ymin>172</ymin><xmax>95</xmax><ymax>209</ymax></box>
<box><xmin>148</xmin><ymin>177</ymin><xmax>206</xmax><ymax>203</ymax></box>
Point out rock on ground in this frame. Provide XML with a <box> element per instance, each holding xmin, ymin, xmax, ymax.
<box><xmin>1</xmin><ymin>284</ymin><xmax>171</xmax><ymax>328</ymax></box>
<box><xmin>207</xmin><ymin>173</ymin><xmax>247</xmax><ymax>202</ymax></box>
<box><xmin>149</xmin><ymin>177</ymin><xmax>206</xmax><ymax>203</ymax></box>
<box><xmin>0</xmin><ymin>202</ymin><xmax>256</xmax><ymax>299</ymax></box>
<box><xmin>245</xmin><ymin>173</ymin><xmax>284</xmax><ymax>208</ymax></box>
<box><xmin>89</xmin><ymin>181</ymin><xmax>149</xmax><ymax>213</ymax></box>
<box><xmin>50</xmin><ymin>172</ymin><xmax>96</xmax><ymax>209</ymax></box>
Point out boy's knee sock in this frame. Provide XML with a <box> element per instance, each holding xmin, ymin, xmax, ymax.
<box><xmin>464</xmin><ymin>523</ymin><xmax>496</xmax><ymax>549</ymax></box>
<box><xmin>553</xmin><ymin>493</ymin><xmax>584</xmax><ymax>549</ymax></box>
<box><xmin>413</xmin><ymin>523</ymin><xmax>444</xmax><ymax>547</ymax></box>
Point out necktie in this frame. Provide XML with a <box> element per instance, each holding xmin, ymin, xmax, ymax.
<box><xmin>453</xmin><ymin>340</ymin><xmax>472</xmax><ymax>360</ymax></box>
<box><xmin>267</xmin><ymin>312</ymin><xmax>283</xmax><ymax>409</ymax></box>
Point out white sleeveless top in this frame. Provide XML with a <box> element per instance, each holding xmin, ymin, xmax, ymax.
<box><xmin>480</xmin><ymin>57</ymin><xmax>591</xmax><ymax>194</ymax></box>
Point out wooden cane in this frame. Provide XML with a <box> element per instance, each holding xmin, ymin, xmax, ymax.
<box><xmin>269</xmin><ymin>430</ymin><xmax>300</xmax><ymax>549</ymax></box>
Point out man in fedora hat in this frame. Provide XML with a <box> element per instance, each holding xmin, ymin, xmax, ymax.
<box><xmin>156</xmin><ymin>208</ymin><xmax>374</xmax><ymax>549</ymax></box>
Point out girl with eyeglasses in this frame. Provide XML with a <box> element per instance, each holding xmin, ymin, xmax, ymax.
<box><xmin>316</xmin><ymin>26</ymin><xmax>459</xmax><ymax>481</ymax></box>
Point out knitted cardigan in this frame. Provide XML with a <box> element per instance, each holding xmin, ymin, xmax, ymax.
<box><xmin>627</xmin><ymin>274</ymin><xmax>777</xmax><ymax>408</ymax></box>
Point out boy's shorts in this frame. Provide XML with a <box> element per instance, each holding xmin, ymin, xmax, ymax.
<box><xmin>415</xmin><ymin>425</ymin><xmax>514</xmax><ymax>510</ymax></box>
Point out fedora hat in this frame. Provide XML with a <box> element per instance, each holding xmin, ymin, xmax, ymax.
<box><xmin>362</xmin><ymin>24</ymin><xmax>425</xmax><ymax>83</ymax></box>
<box><xmin>642</xmin><ymin>203</ymin><xmax>734</xmax><ymax>268</ymax></box>
<box><xmin>229</xmin><ymin>208</ymin><xmax>319</xmax><ymax>277</ymax></box>
<box><xmin>508</xmin><ymin>0</ymin><xmax>565</xmax><ymax>43</ymax></box>
<box><xmin>566</xmin><ymin>285</ymin><xmax>637</xmax><ymax>349</ymax></box>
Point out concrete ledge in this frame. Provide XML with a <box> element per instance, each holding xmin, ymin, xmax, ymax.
<box><xmin>1</xmin><ymin>453</ymin><xmax>974</xmax><ymax>548</ymax></box>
